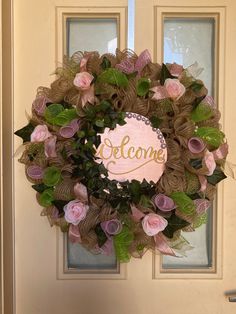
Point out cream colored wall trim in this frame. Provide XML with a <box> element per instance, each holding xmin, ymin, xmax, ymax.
<box><xmin>57</xmin><ymin>232</ymin><xmax>127</xmax><ymax>280</ymax></box>
<box><xmin>1</xmin><ymin>0</ymin><xmax>15</xmax><ymax>313</ymax></box>
<box><xmin>0</xmin><ymin>0</ymin><xmax>2</xmax><ymax>312</ymax></box>
<box><xmin>153</xmin><ymin>5</ymin><xmax>226</xmax><ymax>279</ymax></box>
<box><xmin>56</xmin><ymin>6</ymin><xmax>127</xmax><ymax>62</ymax></box>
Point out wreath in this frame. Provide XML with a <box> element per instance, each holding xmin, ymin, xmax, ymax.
<box><xmin>15</xmin><ymin>49</ymin><xmax>228</xmax><ymax>262</ymax></box>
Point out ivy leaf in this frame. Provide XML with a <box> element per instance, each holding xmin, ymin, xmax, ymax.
<box><xmin>189</xmin><ymin>158</ymin><xmax>202</xmax><ymax>170</ymax></box>
<box><xmin>14</xmin><ymin>123</ymin><xmax>34</xmax><ymax>143</ymax></box>
<box><xmin>192</xmin><ymin>96</ymin><xmax>206</xmax><ymax>110</ymax></box>
<box><xmin>150</xmin><ymin>116</ymin><xmax>162</xmax><ymax>128</ymax></box>
<box><xmin>136</xmin><ymin>78</ymin><xmax>150</xmax><ymax>96</ymax></box>
<box><xmin>38</xmin><ymin>188</ymin><xmax>54</xmax><ymax>207</ymax></box>
<box><xmin>97</xmin><ymin>68</ymin><xmax>129</xmax><ymax>88</ymax></box>
<box><xmin>129</xmin><ymin>180</ymin><xmax>141</xmax><ymax>203</ymax></box>
<box><xmin>52</xmin><ymin>200</ymin><xmax>68</xmax><ymax>215</ymax></box>
<box><xmin>95</xmin><ymin>224</ymin><xmax>107</xmax><ymax>247</ymax></box>
<box><xmin>207</xmin><ymin>167</ymin><xmax>227</xmax><ymax>186</ymax></box>
<box><xmin>100</xmin><ymin>56</ymin><xmax>111</xmax><ymax>70</ymax></box>
<box><xmin>162</xmin><ymin>214</ymin><xmax>190</xmax><ymax>238</ymax></box>
<box><xmin>32</xmin><ymin>183</ymin><xmax>48</xmax><ymax>193</ymax></box>
<box><xmin>95</xmin><ymin>119</ymin><xmax>105</xmax><ymax>128</ymax></box>
<box><xmin>190</xmin><ymin>82</ymin><xmax>204</xmax><ymax>92</ymax></box>
<box><xmin>160</xmin><ymin>63</ymin><xmax>174</xmax><ymax>85</ymax></box>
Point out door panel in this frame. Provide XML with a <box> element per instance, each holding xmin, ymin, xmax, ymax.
<box><xmin>2</xmin><ymin>0</ymin><xmax>236</xmax><ymax>313</ymax></box>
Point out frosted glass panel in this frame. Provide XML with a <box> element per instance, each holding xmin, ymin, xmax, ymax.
<box><xmin>67</xmin><ymin>239</ymin><xmax>117</xmax><ymax>270</ymax></box>
<box><xmin>162</xmin><ymin>18</ymin><xmax>215</xmax><ymax>269</ymax></box>
<box><xmin>66</xmin><ymin>18</ymin><xmax>118</xmax><ymax>271</ymax></box>
<box><xmin>164</xmin><ymin>18</ymin><xmax>215</xmax><ymax>96</ymax></box>
<box><xmin>66</xmin><ymin>18</ymin><xmax>118</xmax><ymax>56</ymax></box>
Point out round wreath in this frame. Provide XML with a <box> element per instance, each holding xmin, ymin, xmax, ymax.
<box><xmin>15</xmin><ymin>49</ymin><xmax>228</xmax><ymax>262</ymax></box>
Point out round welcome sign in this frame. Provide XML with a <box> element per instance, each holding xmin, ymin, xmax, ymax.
<box><xmin>96</xmin><ymin>112</ymin><xmax>167</xmax><ymax>182</ymax></box>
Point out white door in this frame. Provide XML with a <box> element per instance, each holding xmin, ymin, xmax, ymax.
<box><xmin>2</xmin><ymin>0</ymin><xmax>236</xmax><ymax>313</ymax></box>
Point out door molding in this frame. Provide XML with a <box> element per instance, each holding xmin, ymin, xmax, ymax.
<box><xmin>1</xmin><ymin>0</ymin><xmax>15</xmax><ymax>313</ymax></box>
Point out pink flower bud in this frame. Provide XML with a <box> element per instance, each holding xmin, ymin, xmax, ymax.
<box><xmin>188</xmin><ymin>137</ymin><xmax>206</xmax><ymax>154</ymax></box>
<box><xmin>31</xmin><ymin>124</ymin><xmax>52</xmax><ymax>142</ymax></box>
<box><xmin>59</xmin><ymin>119</ymin><xmax>80</xmax><ymax>138</ymax></box>
<box><xmin>26</xmin><ymin>165</ymin><xmax>43</xmax><ymax>180</ymax></box>
<box><xmin>153</xmin><ymin>194</ymin><xmax>176</xmax><ymax>211</ymax></box>
<box><xmin>73</xmin><ymin>72</ymin><xmax>94</xmax><ymax>90</ymax></box>
<box><xmin>101</xmin><ymin>219</ymin><xmax>122</xmax><ymax>235</ymax></box>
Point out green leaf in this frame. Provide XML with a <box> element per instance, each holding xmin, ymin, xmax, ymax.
<box><xmin>95</xmin><ymin>224</ymin><xmax>108</xmax><ymax>247</ymax></box>
<box><xmin>114</xmin><ymin>226</ymin><xmax>134</xmax><ymax>262</ymax></box>
<box><xmin>170</xmin><ymin>192</ymin><xmax>196</xmax><ymax>215</ymax></box>
<box><xmin>195</xmin><ymin>127</ymin><xmax>225</xmax><ymax>149</ymax></box>
<box><xmin>44</xmin><ymin>104</ymin><xmax>64</xmax><ymax>124</ymax></box>
<box><xmin>100</xmin><ymin>56</ymin><xmax>111</xmax><ymax>70</ymax></box>
<box><xmin>189</xmin><ymin>158</ymin><xmax>202</xmax><ymax>170</ymax></box>
<box><xmin>97</xmin><ymin>68</ymin><xmax>129</xmax><ymax>88</ymax></box>
<box><xmin>53</xmin><ymin>108</ymin><xmax>78</xmax><ymax>126</ymax></box>
<box><xmin>191</xmin><ymin>102</ymin><xmax>213</xmax><ymax>122</ymax></box>
<box><xmin>95</xmin><ymin>100</ymin><xmax>111</xmax><ymax>112</ymax></box>
<box><xmin>52</xmin><ymin>200</ymin><xmax>68</xmax><ymax>214</ymax></box>
<box><xmin>129</xmin><ymin>180</ymin><xmax>141</xmax><ymax>203</ymax></box>
<box><xmin>137</xmin><ymin>78</ymin><xmax>150</xmax><ymax>96</ymax></box>
<box><xmin>190</xmin><ymin>82</ymin><xmax>204</xmax><ymax>92</ymax></box>
<box><xmin>32</xmin><ymin>183</ymin><xmax>48</xmax><ymax>193</ymax></box>
<box><xmin>160</xmin><ymin>63</ymin><xmax>174</xmax><ymax>85</ymax></box>
<box><xmin>38</xmin><ymin>188</ymin><xmax>54</xmax><ymax>207</ymax></box>
<box><xmin>206</xmin><ymin>167</ymin><xmax>227</xmax><ymax>185</ymax></box>
<box><xmin>191</xmin><ymin>96</ymin><xmax>206</xmax><ymax>110</ymax></box>
<box><xmin>150</xmin><ymin>116</ymin><xmax>162</xmax><ymax>128</ymax></box>
<box><xmin>14</xmin><ymin>123</ymin><xmax>34</xmax><ymax>143</ymax></box>
<box><xmin>43</xmin><ymin>166</ymin><xmax>61</xmax><ymax>187</ymax></box>
<box><xmin>95</xmin><ymin>119</ymin><xmax>105</xmax><ymax>128</ymax></box>
<box><xmin>162</xmin><ymin>214</ymin><xmax>190</xmax><ymax>238</ymax></box>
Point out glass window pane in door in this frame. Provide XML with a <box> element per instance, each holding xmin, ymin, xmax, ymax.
<box><xmin>66</xmin><ymin>18</ymin><xmax>118</xmax><ymax>56</ymax></box>
<box><xmin>65</xmin><ymin>17</ymin><xmax>118</xmax><ymax>271</ymax></box>
<box><xmin>162</xmin><ymin>18</ymin><xmax>215</xmax><ymax>269</ymax></box>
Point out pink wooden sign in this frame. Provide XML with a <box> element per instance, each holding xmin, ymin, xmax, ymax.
<box><xmin>96</xmin><ymin>112</ymin><xmax>167</xmax><ymax>182</ymax></box>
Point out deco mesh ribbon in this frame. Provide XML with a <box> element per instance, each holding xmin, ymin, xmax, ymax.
<box><xmin>15</xmin><ymin>49</ymin><xmax>228</xmax><ymax>262</ymax></box>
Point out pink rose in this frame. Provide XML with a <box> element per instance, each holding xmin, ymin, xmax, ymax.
<box><xmin>73</xmin><ymin>72</ymin><xmax>94</xmax><ymax>90</ymax></box>
<box><xmin>142</xmin><ymin>213</ymin><xmax>168</xmax><ymax>236</ymax></box>
<box><xmin>64</xmin><ymin>200</ymin><xmax>89</xmax><ymax>225</ymax></box>
<box><xmin>204</xmin><ymin>150</ymin><xmax>216</xmax><ymax>176</ymax></box>
<box><xmin>30</xmin><ymin>124</ymin><xmax>52</xmax><ymax>142</ymax></box>
<box><xmin>164</xmin><ymin>78</ymin><xmax>185</xmax><ymax>100</ymax></box>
